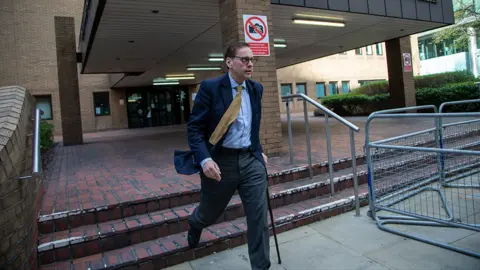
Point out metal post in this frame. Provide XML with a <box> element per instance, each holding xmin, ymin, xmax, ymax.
<box><xmin>434</xmin><ymin>113</ymin><xmax>445</xmax><ymax>184</ymax></box>
<box><xmin>325</xmin><ymin>114</ymin><xmax>334</xmax><ymax>194</ymax></box>
<box><xmin>365</xmin><ymin>117</ymin><xmax>376</xmax><ymax>220</ymax></box>
<box><xmin>33</xmin><ymin>109</ymin><xmax>41</xmax><ymax>173</ymax></box>
<box><xmin>286</xmin><ymin>100</ymin><xmax>294</xmax><ymax>165</ymax></box>
<box><xmin>303</xmin><ymin>100</ymin><xmax>313</xmax><ymax>179</ymax></box>
<box><xmin>350</xmin><ymin>129</ymin><xmax>360</xmax><ymax>216</ymax></box>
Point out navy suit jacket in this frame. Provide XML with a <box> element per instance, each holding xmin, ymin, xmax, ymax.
<box><xmin>174</xmin><ymin>73</ymin><xmax>264</xmax><ymax>175</ymax></box>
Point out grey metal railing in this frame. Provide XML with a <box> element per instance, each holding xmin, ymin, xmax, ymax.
<box><xmin>19</xmin><ymin>108</ymin><xmax>42</xmax><ymax>180</ymax></box>
<box><xmin>282</xmin><ymin>93</ymin><xmax>361</xmax><ymax>216</ymax></box>
<box><xmin>33</xmin><ymin>108</ymin><xmax>41</xmax><ymax>173</ymax></box>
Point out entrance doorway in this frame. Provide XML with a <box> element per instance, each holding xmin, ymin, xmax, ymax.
<box><xmin>126</xmin><ymin>86</ymin><xmax>190</xmax><ymax>129</ymax></box>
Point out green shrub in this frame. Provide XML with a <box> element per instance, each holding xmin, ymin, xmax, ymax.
<box><xmin>416</xmin><ymin>81</ymin><xmax>480</xmax><ymax>112</ymax></box>
<box><xmin>352</xmin><ymin>81</ymin><xmax>389</xmax><ymax>96</ymax></box>
<box><xmin>320</xmin><ymin>93</ymin><xmax>391</xmax><ymax>116</ymax></box>
<box><xmin>414</xmin><ymin>71</ymin><xmax>475</xmax><ymax>89</ymax></box>
<box><xmin>39</xmin><ymin>121</ymin><xmax>54</xmax><ymax>152</ymax></box>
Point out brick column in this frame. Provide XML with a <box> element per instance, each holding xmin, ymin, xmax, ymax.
<box><xmin>54</xmin><ymin>16</ymin><xmax>83</xmax><ymax>145</ymax></box>
<box><xmin>219</xmin><ymin>0</ymin><xmax>282</xmax><ymax>156</ymax></box>
<box><xmin>386</xmin><ymin>37</ymin><xmax>416</xmax><ymax>108</ymax></box>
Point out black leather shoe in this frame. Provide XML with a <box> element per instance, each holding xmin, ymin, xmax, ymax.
<box><xmin>187</xmin><ymin>226</ymin><xmax>202</xmax><ymax>249</ymax></box>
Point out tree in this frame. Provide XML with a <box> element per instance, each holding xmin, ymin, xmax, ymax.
<box><xmin>433</xmin><ymin>0</ymin><xmax>480</xmax><ymax>51</ymax></box>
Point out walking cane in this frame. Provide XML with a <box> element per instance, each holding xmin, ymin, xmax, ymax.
<box><xmin>265</xmin><ymin>167</ymin><xmax>282</xmax><ymax>264</ymax></box>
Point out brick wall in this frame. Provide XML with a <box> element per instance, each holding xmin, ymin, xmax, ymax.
<box><xmin>219</xmin><ymin>0</ymin><xmax>283</xmax><ymax>156</ymax></box>
<box><xmin>0</xmin><ymin>86</ymin><xmax>44</xmax><ymax>270</ymax></box>
<box><xmin>0</xmin><ymin>0</ymin><xmax>128</xmax><ymax>136</ymax></box>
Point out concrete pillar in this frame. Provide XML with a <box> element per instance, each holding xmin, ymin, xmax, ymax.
<box><xmin>219</xmin><ymin>0</ymin><xmax>282</xmax><ymax>156</ymax></box>
<box><xmin>386</xmin><ymin>37</ymin><xmax>416</xmax><ymax>108</ymax></box>
<box><xmin>54</xmin><ymin>16</ymin><xmax>83</xmax><ymax>145</ymax></box>
<box><xmin>467</xmin><ymin>27</ymin><xmax>478</xmax><ymax>78</ymax></box>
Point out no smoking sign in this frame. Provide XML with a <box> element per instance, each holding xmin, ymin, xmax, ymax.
<box><xmin>243</xmin><ymin>14</ymin><xmax>270</xmax><ymax>56</ymax></box>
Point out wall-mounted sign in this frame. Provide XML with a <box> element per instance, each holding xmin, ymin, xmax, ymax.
<box><xmin>403</xmin><ymin>53</ymin><xmax>412</xmax><ymax>72</ymax></box>
<box><xmin>243</xmin><ymin>14</ymin><xmax>270</xmax><ymax>56</ymax></box>
<box><xmin>419</xmin><ymin>0</ymin><xmax>437</xmax><ymax>3</ymax></box>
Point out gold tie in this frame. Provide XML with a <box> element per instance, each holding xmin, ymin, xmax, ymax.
<box><xmin>209</xmin><ymin>85</ymin><xmax>243</xmax><ymax>145</ymax></box>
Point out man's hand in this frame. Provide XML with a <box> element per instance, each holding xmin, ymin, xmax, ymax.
<box><xmin>202</xmin><ymin>160</ymin><xmax>222</xmax><ymax>181</ymax></box>
<box><xmin>262</xmin><ymin>153</ymin><xmax>268</xmax><ymax>165</ymax></box>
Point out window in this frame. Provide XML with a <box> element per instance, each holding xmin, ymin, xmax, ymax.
<box><xmin>341</xmin><ymin>81</ymin><xmax>350</xmax><ymax>93</ymax></box>
<box><xmin>417</xmin><ymin>36</ymin><xmax>466</xmax><ymax>60</ymax></box>
<box><xmin>280</xmin><ymin>84</ymin><xmax>292</xmax><ymax>97</ymax></box>
<box><xmin>295</xmin><ymin>83</ymin><xmax>306</xmax><ymax>101</ymax></box>
<box><xmin>316</xmin><ymin>83</ymin><xmax>326</xmax><ymax>99</ymax></box>
<box><xmin>366</xmin><ymin>45</ymin><xmax>373</xmax><ymax>55</ymax></box>
<box><xmin>355</xmin><ymin>48</ymin><xmax>362</xmax><ymax>55</ymax></box>
<box><xmin>34</xmin><ymin>95</ymin><xmax>53</xmax><ymax>120</ymax></box>
<box><xmin>376</xmin><ymin>43</ymin><xmax>383</xmax><ymax>55</ymax></box>
<box><xmin>329</xmin><ymin>81</ymin><xmax>338</xmax><ymax>95</ymax></box>
<box><xmin>93</xmin><ymin>92</ymin><xmax>110</xmax><ymax>116</ymax></box>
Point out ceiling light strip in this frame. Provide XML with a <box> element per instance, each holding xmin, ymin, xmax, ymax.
<box><xmin>187</xmin><ymin>67</ymin><xmax>222</xmax><ymax>71</ymax></box>
<box><xmin>293</xmin><ymin>19</ymin><xmax>345</xmax><ymax>27</ymax></box>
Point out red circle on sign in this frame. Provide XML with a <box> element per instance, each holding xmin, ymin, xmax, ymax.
<box><xmin>245</xmin><ymin>16</ymin><xmax>267</xmax><ymax>42</ymax></box>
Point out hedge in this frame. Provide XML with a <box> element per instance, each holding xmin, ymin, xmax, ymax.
<box><xmin>351</xmin><ymin>71</ymin><xmax>475</xmax><ymax>96</ymax></box>
<box><xmin>40</xmin><ymin>121</ymin><xmax>54</xmax><ymax>153</ymax></box>
<box><xmin>416</xmin><ymin>81</ymin><xmax>480</xmax><ymax>112</ymax></box>
<box><xmin>352</xmin><ymin>81</ymin><xmax>389</xmax><ymax>96</ymax></box>
<box><xmin>317</xmin><ymin>71</ymin><xmax>479</xmax><ymax>116</ymax></box>
<box><xmin>319</xmin><ymin>94</ymin><xmax>391</xmax><ymax>116</ymax></box>
<box><xmin>414</xmin><ymin>71</ymin><xmax>476</xmax><ymax>89</ymax></box>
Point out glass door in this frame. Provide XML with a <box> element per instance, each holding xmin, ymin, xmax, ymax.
<box><xmin>126</xmin><ymin>91</ymin><xmax>146</xmax><ymax>128</ymax></box>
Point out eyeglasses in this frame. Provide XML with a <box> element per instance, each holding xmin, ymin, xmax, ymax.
<box><xmin>233</xmin><ymin>56</ymin><xmax>257</xmax><ymax>65</ymax></box>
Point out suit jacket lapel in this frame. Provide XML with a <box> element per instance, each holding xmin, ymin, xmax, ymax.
<box><xmin>220</xmin><ymin>73</ymin><xmax>233</xmax><ymax>110</ymax></box>
<box><xmin>246</xmin><ymin>80</ymin><xmax>257</xmax><ymax>119</ymax></box>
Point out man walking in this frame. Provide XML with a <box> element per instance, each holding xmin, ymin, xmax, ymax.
<box><xmin>174</xmin><ymin>41</ymin><xmax>270</xmax><ymax>269</ymax></box>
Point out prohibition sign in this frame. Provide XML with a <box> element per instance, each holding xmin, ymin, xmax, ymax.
<box><xmin>245</xmin><ymin>16</ymin><xmax>267</xmax><ymax>42</ymax></box>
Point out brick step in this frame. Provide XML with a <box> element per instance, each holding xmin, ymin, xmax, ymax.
<box><xmin>39</xmin><ymin>185</ymin><xmax>370</xmax><ymax>270</ymax></box>
<box><xmin>37</xmin><ymin>164</ymin><xmax>368</xmax><ymax>266</ymax></box>
<box><xmin>38</xmin><ymin>155</ymin><xmax>366</xmax><ymax>234</ymax></box>
<box><xmin>39</xmin><ymin>147</ymin><xmax>476</xmax><ymax>269</ymax></box>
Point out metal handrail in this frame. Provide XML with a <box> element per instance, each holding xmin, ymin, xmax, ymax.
<box><xmin>283</xmin><ymin>94</ymin><xmax>360</xmax><ymax>131</ymax></box>
<box><xmin>33</xmin><ymin>108</ymin><xmax>41</xmax><ymax>173</ymax></box>
<box><xmin>19</xmin><ymin>108</ymin><xmax>41</xmax><ymax>180</ymax></box>
<box><xmin>282</xmin><ymin>93</ymin><xmax>361</xmax><ymax>216</ymax></box>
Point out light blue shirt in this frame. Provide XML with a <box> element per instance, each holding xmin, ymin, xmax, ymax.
<box><xmin>201</xmin><ymin>73</ymin><xmax>252</xmax><ymax>168</ymax></box>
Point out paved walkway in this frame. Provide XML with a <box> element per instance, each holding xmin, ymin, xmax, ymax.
<box><xmin>40</xmin><ymin>113</ymin><xmax>463</xmax><ymax>216</ymax></box>
<box><xmin>165</xmin><ymin>207</ymin><xmax>480</xmax><ymax>270</ymax></box>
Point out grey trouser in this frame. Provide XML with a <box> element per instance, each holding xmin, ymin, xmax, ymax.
<box><xmin>188</xmin><ymin>148</ymin><xmax>270</xmax><ymax>270</ymax></box>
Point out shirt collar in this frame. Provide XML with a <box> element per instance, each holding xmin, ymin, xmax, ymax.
<box><xmin>228</xmin><ymin>72</ymin><xmax>246</xmax><ymax>91</ymax></box>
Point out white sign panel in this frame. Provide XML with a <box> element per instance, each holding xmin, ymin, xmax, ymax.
<box><xmin>243</xmin><ymin>14</ymin><xmax>270</xmax><ymax>56</ymax></box>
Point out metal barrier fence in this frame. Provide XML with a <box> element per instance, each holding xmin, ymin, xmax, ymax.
<box><xmin>438</xmin><ymin>99</ymin><xmax>480</xmax><ymax>189</ymax></box>
<box><xmin>365</xmin><ymin>102</ymin><xmax>480</xmax><ymax>258</ymax></box>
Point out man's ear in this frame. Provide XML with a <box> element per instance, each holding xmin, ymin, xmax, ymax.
<box><xmin>225</xmin><ymin>58</ymin><xmax>232</xmax><ymax>69</ymax></box>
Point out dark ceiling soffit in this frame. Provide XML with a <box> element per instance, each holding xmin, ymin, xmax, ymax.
<box><xmin>110</xmin><ymin>72</ymin><xmax>145</xmax><ymax>88</ymax></box>
<box><xmin>80</xmin><ymin>0</ymin><xmax>107</xmax><ymax>74</ymax></box>
<box><xmin>270</xmin><ymin>0</ymin><xmax>454</xmax><ymax>25</ymax></box>
<box><xmin>275</xmin><ymin>22</ymin><xmax>448</xmax><ymax>69</ymax></box>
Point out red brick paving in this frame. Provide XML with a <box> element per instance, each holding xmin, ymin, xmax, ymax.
<box><xmin>40</xmin><ymin>114</ymin><xmax>442</xmax><ymax>216</ymax></box>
